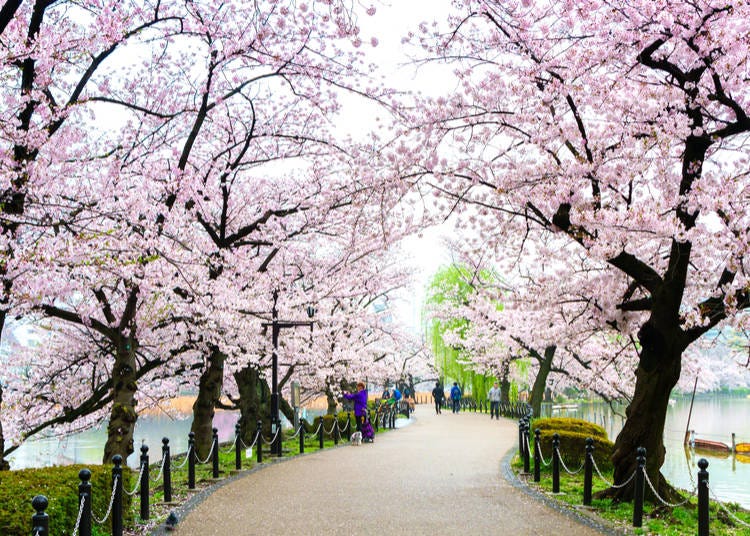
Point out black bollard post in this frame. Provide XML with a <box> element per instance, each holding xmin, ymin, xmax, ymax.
<box><xmin>212</xmin><ymin>427</ymin><xmax>220</xmax><ymax>478</ymax></box>
<box><xmin>112</xmin><ymin>454</ymin><xmax>124</xmax><ymax>536</ymax></box>
<box><xmin>348</xmin><ymin>412</ymin><xmax>353</xmax><ymax>434</ymax></box>
<box><xmin>256</xmin><ymin>420</ymin><xmax>263</xmax><ymax>464</ymax></box>
<box><xmin>299</xmin><ymin>423</ymin><xmax>305</xmax><ymax>454</ymax></box>
<box><xmin>140</xmin><ymin>444</ymin><xmax>150</xmax><ymax>520</ymax></box>
<box><xmin>390</xmin><ymin>408</ymin><xmax>396</xmax><ymax>429</ymax></box>
<box><xmin>318</xmin><ymin>417</ymin><xmax>324</xmax><ymax>449</ymax></box>
<box><xmin>187</xmin><ymin>432</ymin><xmax>196</xmax><ymax>489</ymax></box>
<box><xmin>583</xmin><ymin>438</ymin><xmax>594</xmax><ymax>506</ymax></box>
<box><xmin>518</xmin><ymin>418</ymin><xmax>524</xmax><ymax>455</ymax></box>
<box><xmin>31</xmin><ymin>495</ymin><xmax>49</xmax><ymax>536</ymax></box>
<box><xmin>697</xmin><ymin>458</ymin><xmax>709</xmax><ymax>536</ymax></box>
<box><xmin>334</xmin><ymin>413</ymin><xmax>340</xmax><ymax>445</ymax></box>
<box><xmin>552</xmin><ymin>433</ymin><xmax>560</xmax><ymax>493</ymax></box>
<box><xmin>633</xmin><ymin>447</ymin><xmax>646</xmax><ymax>528</ymax></box>
<box><xmin>523</xmin><ymin>422</ymin><xmax>530</xmax><ymax>474</ymax></box>
<box><xmin>78</xmin><ymin>469</ymin><xmax>92</xmax><ymax>536</ymax></box>
<box><xmin>372</xmin><ymin>409</ymin><xmax>378</xmax><ymax>432</ymax></box>
<box><xmin>162</xmin><ymin>438</ymin><xmax>172</xmax><ymax>503</ymax></box>
<box><xmin>235</xmin><ymin>423</ymin><xmax>242</xmax><ymax>471</ymax></box>
<box><xmin>533</xmin><ymin>429</ymin><xmax>541</xmax><ymax>482</ymax></box>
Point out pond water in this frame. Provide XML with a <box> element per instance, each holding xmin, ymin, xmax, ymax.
<box><xmin>544</xmin><ymin>394</ymin><xmax>750</xmax><ymax>509</ymax></box>
<box><xmin>8</xmin><ymin>395</ymin><xmax>750</xmax><ymax>508</ymax></box>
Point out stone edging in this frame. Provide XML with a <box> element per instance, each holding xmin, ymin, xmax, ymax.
<box><xmin>500</xmin><ymin>448</ymin><xmax>633</xmax><ymax>536</ymax></box>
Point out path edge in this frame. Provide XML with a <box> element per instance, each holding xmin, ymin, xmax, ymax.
<box><xmin>500</xmin><ymin>448</ymin><xmax>633</xmax><ymax>536</ymax></box>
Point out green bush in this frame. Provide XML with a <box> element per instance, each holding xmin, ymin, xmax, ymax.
<box><xmin>312</xmin><ymin>413</ymin><xmax>353</xmax><ymax>438</ymax></box>
<box><xmin>536</xmin><ymin>429</ymin><xmax>614</xmax><ymax>471</ymax></box>
<box><xmin>0</xmin><ymin>464</ymin><xmax>134</xmax><ymax>536</ymax></box>
<box><xmin>531</xmin><ymin>417</ymin><xmax>608</xmax><ymax>439</ymax></box>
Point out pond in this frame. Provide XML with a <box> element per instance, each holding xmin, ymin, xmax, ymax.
<box><xmin>543</xmin><ymin>394</ymin><xmax>750</xmax><ymax>509</ymax></box>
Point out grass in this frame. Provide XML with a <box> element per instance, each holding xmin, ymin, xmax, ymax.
<box><xmin>510</xmin><ymin>454</ymin><xmax>750</xmax><ymax>535</ymax></box>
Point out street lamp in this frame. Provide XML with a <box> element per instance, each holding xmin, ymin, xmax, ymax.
<box><xmin>262</xmin><ymin>291</ymin><xmax>315</xmax><ymax>457</ymax></box>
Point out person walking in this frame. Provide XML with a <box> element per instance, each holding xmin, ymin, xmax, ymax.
<box><xmin>488</xmin><ymin>382</ymin><xmax>501</xmax><ymax>420</ymax></box>
<box><xmin>450</xmin><ymin>382</ymin><xmax>462</xmax><ymax>414</ymax></box>
<box><xmin>343</xmin><ymin>382</ymin><xmax>371</xmax><ymax>441</ymax></box>
<box><xmin>431</xmin><ymin>381</ymin><xmax>444</xmax><ymax>414</ymax></box>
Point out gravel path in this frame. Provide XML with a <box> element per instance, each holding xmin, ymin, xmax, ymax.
<box><xmin>165</xmin><ymin>407</ymin><xmax>617</xmax><ymax>535</ymax></box>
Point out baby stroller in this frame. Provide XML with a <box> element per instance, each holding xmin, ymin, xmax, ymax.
<box><xmin>360</xmin><ymin>413</ymin><xmax>375</xmax><ymax>443</ymax></box>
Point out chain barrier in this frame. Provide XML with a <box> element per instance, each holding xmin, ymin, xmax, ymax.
<box><xmin>707</xmin><ymin>482</ymin><xmax>750</xmax><ymax>528</ymax></box>
<box><xmin>261</xmin><ymin>428</ymin><xmax>281</xmax><ymax>445</ymax></box>
<box><xmin>287</xmin><ymin>425</ymin><xmax>304</xmax><ymax>440</ymax></box>
<box><xmin>590</xmin><ymin>455</ymin><xmax>637</xmax><ymax>489</ymax></box>
<box><xmin>524</xmin><ymin>434</ymin><xmax>550</xmax><ymax>467</ymax></box>
<box><xmin>71</xmin><ymin>494</ymin><xmax>85</xmax><ymax>536</ymax></box>
<box><xmin>341</xmin><ymin>419</ymin><xmax>350</xmax><ymax>435</ymax></box>
<box><xmin>221</xmin><ymin>435</ymin><xmax>238</xmax><ymax>455</ymax></box>
<box><xmin>310</xmin><ymin>422</ymin><xmax>323</xmax><ymax>439</ymax></box>
<box><xmin>150</xmin><ymin>453</ymin><xmax>167</xmax><ymax>482</ymax></box>
<box><xmin>642</xmin><ymin>470</ymin><xmax>695</xmax><ymax>507</ymax></box>
<box><xmin>124</xmin><ymin>462</ymin><xmax>146</xmax><ymax>496</ymax></box>
<box><xmin>323</xmin><ymin>420</ymin><xmax>337</xmax><ymax>437</ymax></box>
<box><xmin>92</xmin><ymin>475</ymin><xmax>119</xmax><ymax>524</ymax></box>
<box><xmin>173</xmin><ymin>446</ymin><xmax>191</xmax><ymax>470</ymax></box>
<box><xmin>554</xmin><ymin>447</ymin><xmax>585</xmax><ymax>475</ymax></box>
<box><xmin>194</xmin><ymin>441</ymin><xmax>216</xmax><ymax>465</ymax></box>
<box><xmin>239</xmin><ymin>432</ymin><xmax>259</xmax><ymax>451</ymax></box>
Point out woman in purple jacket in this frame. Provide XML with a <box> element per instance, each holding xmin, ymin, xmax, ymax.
<box><xmin>343</xmin><ymin>382</ymin><xmax>368</xmax><ymax>435</ymax></box>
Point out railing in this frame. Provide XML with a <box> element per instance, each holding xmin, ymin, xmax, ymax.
<box><xmin>27</xmin><ymin>409</ymin><xmax>405</xmax><ymax>536</ymax></box>
<box><xmin>515</xmin><ymin>419</ymin><xmax>750</xmax><ymax>536</ymax></box>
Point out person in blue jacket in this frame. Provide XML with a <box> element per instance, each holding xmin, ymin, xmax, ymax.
<box><xmin>450</xmin><ymin>382</ymin><xmax>462</xmax><ymax>413</ymax></box>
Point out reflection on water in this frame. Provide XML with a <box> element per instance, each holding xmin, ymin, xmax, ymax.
<box><xmin>8</xmin><ymin>407</ymin><xmax>326</xmax><ymax>469</ymax></box>
<box><xmin>542</xmin><ymin>395</ymin><xmax>750</xmax><ymax>509</ymax></box>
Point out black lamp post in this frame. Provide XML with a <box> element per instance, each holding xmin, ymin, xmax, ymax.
<box><xmin>263</xmin><ymin>291</ymin><xmax>315</xmax><ymax>457</ymax></box>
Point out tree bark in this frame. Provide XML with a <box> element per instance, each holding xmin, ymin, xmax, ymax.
<box><xmin>530</xmin><ymin>345</ymin><xmax>556</xmax><ymax>417</ymax></box>
<box><xmin>190</xmin><ymin>346</ymin><xmax>225</xmax><ymax>460</ymax></box>
<box><xmin>234</xmin><ymin>364</ymin><xmax>272</xmax><ymax>441</ymax></box>
<box><xmin>102</xmin><ymin>337</ymin><xmax>139</xmax><ymax>464</ymax></box>
<box><xmin>500</xmin><ymin>361</ymin><xmax>511</xmax><ymax>404</ymax></box>
<box><xmin>597</xmin><ymin>320</ymin><xmax>685</xmax><ymax>503</ymax></box>
<box><xmin>0</xmin><ymin>310</ymin><xmax>8</xmax><ymax>470</ymax></box>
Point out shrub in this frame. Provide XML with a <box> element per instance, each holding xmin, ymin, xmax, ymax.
<box><xmin>531</xmin><ymin>417</ymin><xmax>608</xmax><ymax>439</ymax></box>
<box><xmin>535</xmin><ymin>430</ymin><xmax>614</xmax><ymax>471</ymax></box>
<box><xmin>0</xmin><ymin>464</ymin><xmax>134</xmax><ymax>536</ymax></box>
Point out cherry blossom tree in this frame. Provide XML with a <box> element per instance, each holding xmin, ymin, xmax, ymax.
<box><xmin>400</xmin><ymin>0</ymin><xmax>750</xmax><ymax>500</ymax></box>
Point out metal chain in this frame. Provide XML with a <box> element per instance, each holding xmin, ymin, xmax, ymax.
<box><xmin>239</xmin><ymin>432</ymin><xmax>259</xmax><ymax>451</ymax></box>
<box><xmin>71</xmin><ymin>494</ymin><xmax>85</xmax><ymax>536</ymax></box>
<box><xmin>173</xmin><ymin>445</ymin><xmax>192</xmax><ymax>470</ymax></box>
<box><xmin>323</xmin><ymin>420</ymin><xmax>337</xmax><ymax>436</ymax></box>
<box><xmin>124</xmin><ymin>462</ymin><xmax>146</xmax><ymax>496</ymax></box>
<box><xmin>92</xmin><ymin>475</ymin><xmax>119</xmax><ymax>524</ymax></box>
<box><xmin>590</xmin><ymin>455</ymin><xmax>637</xmax><ymax>489</ymax></box>
<box><xmin>261</xmin><ymin>428</ymin><xmax>280</xmax><ymax>445</ymax></box>
<box><xmin>194</xmin><ymin>441</ymin><xmax>216</xmax><ymax>465</ymax></box>
<box><xmin>524</xmin><ymin>434</ymin><xmax>550</xmax><ymax>467</ymax></box>
<box><xmin>554</xmin><ymin>447</ymin><xmax>585</xmax><ymax>475</ymax></box>
<box><xmin>707</xmin><ymin>482</ymin><xmax>750</xmax><ymax>528</ymax></box>
<box><xmin>150</xmin><ymin>452</ymin><xmax>167</xmax><ymax>482</ymax></box>
<box><xmin>221</xmin><ymin>435</ymin><xmax>238</xmax><ymax>454</ymax></box>
<box><xmin>642</xmin><ymin>470</ymin><xmax>695</xmax><ymax>507</ymax></box>
<box><xmin>308</xmin><ymin>422</ymin><xmax>323</xmax><ymax>439</ymax></box>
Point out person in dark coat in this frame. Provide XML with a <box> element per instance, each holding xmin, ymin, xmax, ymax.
<box><xmin>431</xmin><ymin>381</ymin><xmax>444</xmax><ymax>414</ymax></box>
<box><xmin>343</xmin><ymin>382</ymin><xmax>369</xmax><ymax>433</ymax></box>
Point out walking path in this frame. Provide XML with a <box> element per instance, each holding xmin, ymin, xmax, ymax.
<box><xmin>168</xmin><ymin>407</ymin><xmax>618</xmax><ymax>535</ymax></box>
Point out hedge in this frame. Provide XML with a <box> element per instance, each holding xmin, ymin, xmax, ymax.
<box><xmin>0</xmin><ymin>463</ymin><xmax>134</xmax><ymax>536</ymax></box>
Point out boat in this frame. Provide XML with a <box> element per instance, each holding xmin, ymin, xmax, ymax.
<box><xmin>735</xmin><ymin>442</ymin><xmax>750</xmax><ymax>454</ymax></box>
<box><xmin>684</xmin><ymin>430</ymin><xmax>731</xmax><ymax>453</ymax></box>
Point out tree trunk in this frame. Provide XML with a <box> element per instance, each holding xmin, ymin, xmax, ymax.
<box><xmin>235</xmin><ymin>365</ymin><xmax>271</xmax><ymax>442</ymax></box>
<box><xmin>103</xmin><ymin>337</ymin><xmax>139</xmax><ymax>464</ymax></box>
<box><xmin>0</xmin><ymin>383</ymin><xmax>8</xmax><ymax>470</ymax></box>
<box><xmin>325</xmin><ymin>386</ymin><xmax>337</xmax><ymax>415</ymax></box>
<box><xmin>500</xmin><ymin>361</ymin><xmax>511</xmax><ymax>404</ymax></box>
<box><xmin>597</xmin><ymin>321</ymin><xmax>685</xmax><ymax>503</ymax></box>
<box><xmin>0</xmin><ymin>310</ymin><xmax>8</xmax><ymax>470</ymax></box>
<box><xmin>530</xmin><ymin>345</ymin><xmax>556</xmax><ymax>417</ymax></box>
<box><xmin>190</xmin><ymin>346</ymin><xmax>225</xmax><ymax>459</ymax></box>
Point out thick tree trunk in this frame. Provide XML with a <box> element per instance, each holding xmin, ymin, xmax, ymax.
<box><xmin>530</xmin><ymin>346</ymin><xmax>555</xmax><ymax>417</ymax></box>
<box><xmin>597</xmin><ymin>321</ymin><xmax>685</xmax><ymax>503</ymax></box>
<box><xmin>190</xmin><ymin>346</ymin><xmax>225</xmax><ymax>460</ymax></box>
<box><xmin>235</xmin><ymin>365</ymin><xmax>272</xmax><ymax>442</ymax></box>
<box><xmin>103</xmin><ymin>338</ymin><xmax>139</xmax><ymax>464</ymax></box>
<box><xmin>325</xmin><ymin>387</ymin><xmax>337</xmax><ymax>415</ymax></box>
